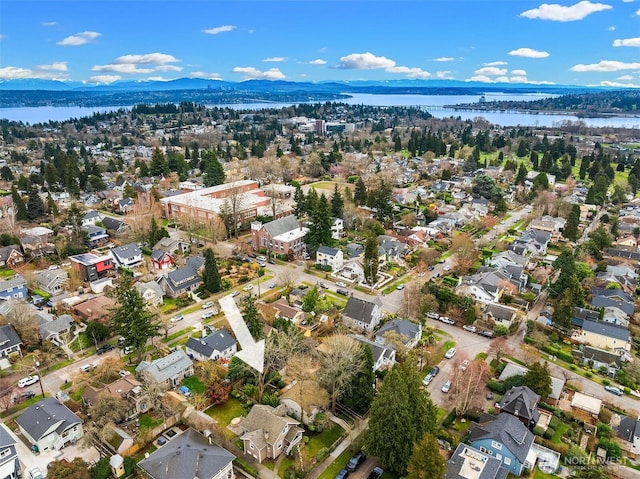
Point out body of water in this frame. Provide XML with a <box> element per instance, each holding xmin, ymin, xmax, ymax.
<box><xmin>1</xmin><ymin>92</ymin><xmax>639</xmax><ymax>128</ymax></box>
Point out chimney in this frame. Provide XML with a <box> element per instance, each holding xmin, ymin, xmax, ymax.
<box><xmin>264</xmin><ymin>431</ymin><xmax>269</xmax><ymax>441</ymax></box>
<box><xmin>494</xmin><ymin>404</ymin><xmax>501</xmax><ymax>414</ymax></box>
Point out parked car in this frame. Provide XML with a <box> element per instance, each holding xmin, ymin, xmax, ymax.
<box><xmin>444</xmin><ymin>264</ymin><xmax>451</xmax><ymax>271</ymax></box>
<box><xmin>440</xmin><ymin>316</ymin><xmax>455</xmax><ymax>325</ymax></box>
<box><xmin>256</xmin><ymin>256</ymin><xmax>267</xmax><ymax>262</ymax></box>
<box><xmin>335</xmin><ymin>469</ymin><xmax>350</xmax><ymax>479</ymax></box>
<box><xmin>428</xmin><ymin>265</ymin><xmax>435</xmax><ymax>271</ymax></box>
<box><xmin>118</xmin><ymin>370</ymin><xmax>130</xmax><ymax>378</ymax></box>
<box><xmin>445</xmin><ymin>348</ymin><xmax>457</xmax><ymax>359</ymax></box>
<box><xmin>427</xmin><ymin>312</ymin><xmax>440</xmax><ymax>320</ymax></box>
<box><xmin>202</xmin><ymin>301</ymin><xmax>215</xmax><ymax>309</ymax></box>
<box><xmin>367</xmin><ymin>467</ymin><xmax>384</xmax><ymax>479</ymax></box>
<box><xmin>605</xmin><ymin>385</ymin><xmax>623</xmax><ymax>396</ymax></box>
<box><xmin>258</xmin><ymin>261</ymin><xmax>267</xmax><ymax>267</ymax></box>
<box><xmin>231</xmin><ymin>290</ymin><xmax>240</xmax><ymax>297</ymax></box>
<box><xmin>319</xmin><ymin>282</ymin><xmax>328</xmax><ymax>289</ymax></box>
<box><xmin>478</xmin><ymin>330</ymin><xmax>494</xmax><ymax>338</ymax></box>
<box><xmin>79</xmin><ymin>364</ymin><xmax>94</xmax><ymax>373</ymax></box>
<box><xmin>423</xmin><ymin>373</ymin><xmax>434</xmax><ymax>386</ymax></box>
<box><xmin>460</xmin><ymin>360</ymin><xmax>470</xmax><ymax>371</ymax></box>
<box><xmin>463</xmin><ymin>325</ymin><xmax>477</xmax><ymax>333</ymax></box>
<box><xmin>18</xmin><ymin>375</ymin><xmax>39</xmax><ymax>387</ymax></box>
<box><xmin>123</xmin><ymin>345</ymin><xmax>134</xmax><ymax>355</ymax></box>
<box><xmin>346</xmin><ymin>452</ymin><xmax>366</xmax><ymax>472</ymax></box>
<box><xmin>96</xmin><ymin>344</ymin><xmax>115</xmax><ymax>355</ymax></box>
<box><xmin>170</xmin><ymin>314</ymin><xmax>184</xmax><ymax>323</ymax></box>
<box><xmin>17</xmin><ymin>390</ymin><xmax>36</xmax><ymax>402</ymax></box>
<box><xmin>430</xmin><ymin>365</ymin><xmax>440</xmax><ymax>377</ymax></box>
<box><xmin>396</xmin><ymin>284</ymin><xmax>405</xmax><ymax>290</ymax></box>
<box><xmin>28</xmin><ymin>467</ymin><xmax>44</xmax><ymax>479</ymax></box>
<box><xmin>337</xmin><ymin>289</ymin><xmax>349</xmax><ymax>296</ymax></box>
<box><xmin>336</xmin><ymin>281</ymin><xmax>347</xmax><ymax>288</ymax></box>
<box><xmin>243</xmin><ymin>284</ymin><xmax>254</xmax><ymax>291</ymax></box>
<box><xmin>202</xmin><ymin>310</ymin><xmax>215</xmax><ymax>319</ymax></box>
<box><xmin>441</xmin><ymin>380</ymin><xmax>452</xmax><ymax>393</ymax></box>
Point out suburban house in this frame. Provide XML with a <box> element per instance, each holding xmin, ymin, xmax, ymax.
<box><xmin>375</xmin><ymin>319</ymin><xmax>422</xmax><ymax>350</ymax></box>
<box><xmin>20</xmin><ymin>226</ymin><xmax>56</xmax><ymax>257</ymax></box>
<box><xmin>496</xmin><ymin>386</ymin><xmax>540</xmax><ymax>430</ymax></box>
<box><xmin>279</xmin><ymin>380</ymin><xmax>329</xmax><ymax>426</ymax></box>
<box><xmin>82</xmin><ymin>210</ymin><xmax>102</xmax><ymax>226</ymax></box>
<box><xmin>135</xmin><ymin>281</ymin><xmax>165</xmax><ymax>308</ymax></box>
<box><xmin>331</xmin><ymin>218</ymin><xmax>344</xmax><ymax>240</ymax></box>
<box><xmin>0</xmin><ymin>324</ymin><xmax>22</xmax><ymax>358</ymax></box>
<box><xmin>0</xmin><ymin>275</ymin><xmax>27</xmax><ymax>301</ymax></box>
<box><xmin>117</xmin><ymin>197</ymin><xmax>135</xmax><ymax>213</ymax></box>
<box><xmin>570</xmin><ymin>391</ymin><xmax>602</xmax><ymax>418</ymax></box>
<box><xmin>352</xmin><ymin>335</ymin><xmax>396</xmax><ymax>371</ymax></box>
<box><xmin>150</xmin><ymin>250</ymin><xmax>174</xmax><ymax>270</ymax></box>
<box><xmin>84</xmin><ymin>375</ymin><xmax>149</xmax><ymax>417</ymax></box>
<box><xmin>315</xmin><ymin>245</ymin><xmax>344</xmax><ymax>271</ymax></box>
<box><xmin>572</xmin><ymin>345</ymin><xmax>624</xmax><ymax>376</ymax></box>
<box><xmin>138</xmin><ymin>428</ymin><xmax>235</xmax><ymax>479</ymax></box>
<box><xmin>34</xmin><ymin>269</ymin><xmax>68</xmax><ymax>296</ymax></box>
<box><xmin>446</xmin><ymin>443</ymin><xmax>508</xmax><ymax>479</ymax></box>
<box><xmin>158</xmin><ymin>266</ymin><xmax>202</xmax><ymax>298</ymax></box>
<box><xmin>272</xmin><ymin>298</ymin><xmax>305</xmax><ymax>324</ymax></box>
<box><xmin>73</xmin><ymin>295</ymin><xmax>115</xmax><ymax>322</ymax></box>
<box><xmin>508</xmin><ymin>229</ymin><xmax>551</xmax><ymax>257</ymax></box>
<box><xmin>101</xmin><ymin>216</ymin><xmax>130</xmax><ymax>236</ymax></box>
<box><xmin>0</xmin><ymin>424</ymin><xmax>20</xmax><ymax>479</ymax></box>
<box><xmin>575</xmin><ymin>318</ymin><xmax>631</xmax><ymax>352</ymax></box>
<box><xmin>153</xmin><ymin>237</ymin><xmax>190</xmax><ymax>255</ymax></box>
<box><xmin>0</xmin><ymin>245</ymin><xmax>24</xmax><ymax>269</ymax></box>
<box><xmin>109</xmin><ymin>243</ymin><xmax>144</xmax><ymax>268</ymax></box>
<box><xmin>616</xmin><ymin>416</ymin><xmax>640</xmax><ymax>456</ymax></box>
<box><xmin>251</xmin><ymin>215</ymin><xmax>309</xmax><ymax>257</ymax></box>
<box><xmin>342</xmin><ymin>296</ymin><xmax>383</xmax><ymax>331</ymax></box>
<box><xmin>484</xmin><ymin>303</ymin><xmax>518</xmax><ymax>328</ymax></box>
<box><xmin>378</xmin><ymin>235</ymin><xmax>407</xmax><ymax>262</ymax></box>
<box><xmin>468</xmin><ymin>413</ymin><xmax>535</xmax><ymax>476</ymax></box>
<box><xmin>498</xmin><ymin>363</ymin><xmax>565</xmax><ymax>406</ymax></box>
<box><xmin>69</xmin><ymin>253</ymin><xmax>115</xmax><ymax>282</ymax></box>
<box><xmin>238</xmin><ymin>404</ymin><xmax>304</xmax><ymax>463</ymax></box>
<box><xmin>185</xmin><ymin>255</ymin><xmax>206</xmax><ymax>273</ymax></box>
<box><xmin>16</xmin><ymin>397</ymin><xmax>83</xmax><ymax>453</ymax></box>
<box><xmin>136</xmin><ymin>348</ymin><xmax>194</xmax><ymax>387</ymax></box>
<box><xmin>456</xmin><ymin>270</ymin><xmax>507</xmax><ymax>304</ymax></box>
<box><xmin>186</xmin><ymin>329</ymin><xmax>238</xmax><ymax>362</ymax></box>
<box><xmin>39</xmin><ymin>314</ymin><xmax>75</xmax><ymax>345</ymax></box>
<box><xmin>83</xmin><ymin>225</ymin><xmax>110</xmax><ymax>248</ymax></box>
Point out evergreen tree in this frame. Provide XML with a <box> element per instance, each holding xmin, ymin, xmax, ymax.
<box><xmin>306</xmin><ymin>193</ymin><xmax>333</xmax><ymax>250</ymax></box>
<box><xmin>203</xmin><ymin>247</ymin><xmax>222</xmax><ymax>293</ymax></box>
<box><xmin>293</xmin><ymin>185</ymin><xmax>305</xmax><ymax>218</ymax></box>
<box><xmin>406</xmin><ymin>434</ymin><xmax>445</xmax><ymax>479</ymax></box>
<box><xmin>241</xmin><ymin>296</ymin><xmax>263</xmax><ymax>341</ymax></box>
<box><xmin>302</xmin><ymin>286</ymin><xmax>319</xmax><ymax>312</ymax></box>
<box><xmin>149</xmin><ymin>147</ymin><xmax>169</xmax><ymax>176</ymax></box>
<box><xmin>523</xmin><ymin>362</ymin><xmax>552</xmax><ymax>399</ymax></box>
<box><xmin>26</xmin><ymin>186</ymin><xmax>45</xmax><ymax>221</ymax></box>
<box><xmin>11</xmin><ymin>187</ymin><xmax>27</xmax><ymax>221</ymax></box>
<box><xmin>365</xmin><ymin>362</ymin><xmax>438</xmax><ymax>475</ymax></box>
<box><xmin>202</xmin><ymin>151</ymin><xmax>225</xmax><ymax>187</ymax></box>
<box><xmin>515</xmin><ymin>163</ymin><xmax>528</xmax><ymax>185</ymax></box>
<box><xmin>305</xmin><ymin>188</ymin><xmax>319</xmax><ymax>216</ymax></box>
<box><xmin>354</xmin><ymin>177</ymin><xmax>367</xmax><ymax>206</ymax></box>
<box><xmin>563</xmin><ymin>204</ymin><xmax>581</xmax><ymax>241</ymax></box>
<box><xmin>330</xmin><ymin>183</ymin><xmax>344</xmax><ymax>219</ymax></box>
<box><xmin>46</xmin><ymin>192</ymin><xmax>59</xmax><ymax>216</ymax></box>
<box><xmin>148</xmin><ymin>217</ymin><xmax>169</xmax><ymax>246</ymax></box>
<box><xmin>363</xmin><ymin>233</ymin><xmax>379</xmax><ymax>288</ymax></box>
<box><xmin>340</xmin><ymin>343</ymin><xmax>375</xmax><ymax>414</ymax></box>
<box><xmin>530</xmin><ymin>151</ymin><xmax>539</xmax><ymax>170</ymax></box>
<box><xmin>109</xmin><ymin>276</ymin><xmax>160</xmax><ymax>362</ymax></box>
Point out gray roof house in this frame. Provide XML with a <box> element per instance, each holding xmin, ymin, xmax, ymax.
<box><xmin>484</xmin><ymin>303</ymin><xmax>518</xmax><ymax>327</ymax></box>
<box><xmin>0</xmin><ymin>324</ymin><xmax>22</xmax><ymax>358</ymax></box>
<box><xmin>0</xmin><ymin>245</ymin><xmax>24</xmax><ymax>268</ymax></box>
<box><xmin>573</xmin><ymin>345</ymin><xmax>624</xmax><ymax>376</ymax></box>
<box><xmin>139</xmin><ymin>428</ymin><xmax>235</xmax><ymax>479</ymax></box>
<box><xmin>34</xmin><ymin>269</ymin><xmax>68</xmax><ymax>295</ymax></box>
<box><xmin>108</xmin><ymin>243</ymin><xmax>143</xmax><ymax>268</ymax></box>
<box><xmin>136</xmin><ymin>348</ymin><xmax>194</xmax><ymax>387</ymax></box>
<box><xmin>469</xmin><ymin>413</ymin><xmax>535</xmax><ymax>476</ymax></box>
<box><xmin>351</xmin><ymin>335</ymin><xmax>396</xmax><ymax>371</ymax></box>
<box><xmin>375</xmin><ymin>319</ymin><xmax>422</xmax><ymax>350</ymax></box>
<box><xmin>446</xmin><ymin>443</ymin><xmax>508</xmax><ymax>479</ymax></box>
<box><xmin>579</xmin><ymin>318</ymin><xmax>631</xmax><ymax>352</ymax></box>
<box><xmin>16</xmin><ymin>397</ymin><xmax>83</xmax><ymax>452</ymax></box>
<box><xmin>342</xmin><ymin>296</ymin><xmax>383</xmax><ymax>331</ymax></box>
<box><xmin>185</xmin><ymin>255</ymin><xmax>206</xmax><ymax>272</ymax></box>
<box><xmin>153</xmin><ymin>237</ymin><xmax>190</xmax><ymax>254</ymax></box>
<box><xmin>39</xmin><ymin>314</ymin><xmax>75</xmax><ymax>345</ymax></box>
<box><xmin>617</xmin><ymin>416</ymin><xmax>640</xmax><ymax>455</ymax></box>
<box><xmin>590</xmin><ymin>295</ymin><xmax>635</xmax><ymax>317</ymax></box>
<box><xmin>238</xmin><ymin>404</ymin><xmax>304</xmax><ymax>463</ymax></box>
<box><xmin>497</xmin><ymin>386</ymin><xmax>540</xmax><ymax>429</ymax></box>
<box><xmin>135</xmin><ymin>281</ymin><xmax>164</xmax><ymax>308</ymax></box>
<box><xmin>158</xmin><ymin>266</ymin><xmax>202</xmax><ymax>298</ymax></box>
<box><xmin>0</xmin><ymin>424</ymin><xmax>20</xmax><ymax>479</ymax></box>
<box><xmin>186</xmin><ymin>329</ymin><xmax>238</xmax><ymax>362</ymax></box>
<box><xmin>101</xmin><ymin>216</ymin><xmax>130</xmax><ymax>235</ymax></box>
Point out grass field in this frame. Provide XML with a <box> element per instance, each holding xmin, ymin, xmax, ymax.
<box><xmin>205</xmin><ymin>397</ymin><xmax>246</xmax><ymax>439</ymax></box>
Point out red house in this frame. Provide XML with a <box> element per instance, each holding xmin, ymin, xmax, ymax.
<box><xmin>150</xmin><ymin>250</ymin><xmax>175</xmax><ymax>270</ymax></box>
<box><xmin>69</xmin><ymin>253</ymin><xmax>115</xmax><ymax>282</ymax></box>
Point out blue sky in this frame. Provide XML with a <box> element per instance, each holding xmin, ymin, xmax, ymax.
<box><xmin>1</xmin><ymin>0</ymin><xmax>639</xmax><ymax>87</ymax></box>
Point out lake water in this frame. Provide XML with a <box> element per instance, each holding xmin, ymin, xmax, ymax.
<box><xmin>1</xmin><ymin>92</ymin><xmax>639</xmax><ymax>128</ymax></box>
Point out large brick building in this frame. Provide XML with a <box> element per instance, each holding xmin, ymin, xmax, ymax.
<box><xmin>251</xmin><ymin>215</ymin><xmax>308</xmax><ymax>257</ymax></box>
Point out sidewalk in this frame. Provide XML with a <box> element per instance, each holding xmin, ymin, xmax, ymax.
<box><xmin>306</xmin><ymin>417</ymin><xmax>369</xmax><ymax>479</ymax></box>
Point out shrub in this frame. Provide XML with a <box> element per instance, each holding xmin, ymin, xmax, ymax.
<box><xmin>532</xmin><ymin>426</ymin><xmax>545</xmax><ymax>436</ymax></box>
<box><xmin>543</xmin><ymin>427</ymin><xmax>555</xmax><ymax>440</ymax></box>
<box><xmin>261</xmin><ymin>393</ymin><xmax>279</xmax><ymax>408</ymax></box>
<box><xmin>494</xmin><ymin>325</ymin><xmax>509</xmax><ymax>336</ymax></box>
<box><xmin>602</xmin><ymin>379</ymin><xmax>610</xmax><ymax>386</ymax></box>
<box><xmin>442</xmin><ymin>409</ymin><xmax>458</xmax><ymax>428</ymax></box>
<box><xmin>487</xmin><ymin>380</ymin><xmax>506</xmax><ymax>394</ymax></box>
<box><xmin>549</xmin><ymin>417</ymin><xmax>560</xmax><ymax>429</ymax></box>
<box><xmin>585</xmin><ymin>371</ymin><xmax>592</xmax><ymax>379</ymax></box>
<box><xmin>315</xmin><ymin>447</ymin><xmax>330</xmax><ymax>462</ymax></box>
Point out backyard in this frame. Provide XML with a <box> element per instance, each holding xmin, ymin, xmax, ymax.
<box><xmin>205</xmin><ymin>397</ymin><xmax>246</xmax><ymax>439</ymax></box>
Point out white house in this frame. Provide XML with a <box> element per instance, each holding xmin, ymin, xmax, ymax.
<box><xmin>316</xmin><ymin>246</ymin><xmax>344</xmax><ymax>271</ymax></box>
<box><xmin>331</xmin><ymin>218</ymin><xmax>344</xmax><ymax>240</ymax></box>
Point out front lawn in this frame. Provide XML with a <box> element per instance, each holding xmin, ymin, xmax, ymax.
<box><xmin>205</xmin><ymin>397</ymin><xmax>246</xmax><ymax>438</ymax></box>
<box><xmin>182</xmin><ymin>376</ymin><xmax>206</xmax><ymax>394</ymax></box>
<box><xmin>317</xmin><ymin>449</ymin><xmax>351</xmax><ymax>479</ymax></box>
<box><xmin>306</xmin><ymin>424</ymin><xmax>344</xmax><ymax>458</ymax></box>
<box><xmin>69</xmin><ymin>333</ymin><xmax>90</xmax><ymax>352</ymax></box>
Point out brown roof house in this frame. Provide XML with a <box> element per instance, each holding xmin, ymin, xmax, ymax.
<box><xmin>83</xmin><ymin>375</ymin><xmax>150</xmax><ymax>418</ymax></box>
<box><xmin>238</xmin><ymin>404</ymin><xmax>304</xmax><ymax>463</ymax></box>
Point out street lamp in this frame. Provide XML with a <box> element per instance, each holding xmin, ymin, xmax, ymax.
<box><xmin>33</xmin><ymin>360</ymin><xmax>45</xmax><ymax>399</ymax></box>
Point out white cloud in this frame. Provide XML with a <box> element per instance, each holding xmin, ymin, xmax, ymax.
<box><xmin>145</xmin><ymin>76</ymin><xmax>171</xmax><ymax>82</ymax></box>
<box><xmin>42</xmin><ymin>22</ymin><xmax>58</xmax><ymax>27</ymax></box>
<box><xmin>91</xmin><ymin>64</ymin><xmax>155</xmax><ymax>74</ymax></box>
<box><xmin>508</xmin><ymin>47</ymin><xmax>550</xmax><ymax>58</ymax></box>
<box><xmin>113</xmin><ymin>53</ymin><xmax>179</xmax><ymax>65</ymax></box>
<box><xmin>520</xmin><ymin>1</ymin><xmax>612</xmax><ymax>21</ymax></box>
<box><xmin>189</xmin><ymin>71</ymin><xmax>222</xmax><ymax>79</ymax></box>
<box><xmin>233</xmin><ymin>66</ymin><xmax>286</xmax><ymax>80</ymax></box>
<box><xmin>483</xmin><ymin>61</ymin><xmax>508</xmax><ymax>66</ymax></box>
<box><xmin>57</xmin><ymin>31</ymin><xmax>101</xmax><ymax>46</ymax></box>
<box><xmin>637</xmin><ymin>7</ymin><xmax>640</xmax><ymax>14</ymax></box>
<box><xmin>570</xmin><ymin>60</ymin><xmax>640</xmax><ymax>71</ymax></box>
<box><xmin>511</xmin><ymin>69</ymin><xmax>527</xmax><ymax>75</ymax></box>
<box><xmin>467</xmin><ymin>75</ymin><xmax>495</xmax><ymax>83</ymax></box>
<box><xmin>309</xmin><ymin>59</ymin><xmax>327</xmax><ymax>65</ymax></box>
<box><xmin>37</xmin><ymin>61</ymin><xmax>68</xmax><ymax>71</ymax></box>
<box><xmin>203</xmin><ymin>25</ymin><xmax>236</xmax><ymax>35</ymax></box>
<box><xmin>0</xmin><ymin>66</ymin><xmax>66</xmax><ymax>80</ymax></box>
<box><xmin>263</xmin><ymin>57</ymin><xmax>286</xmax><ymax>63</ymax></box>
<box><xmin>435</xmin><ymin>71</ymin><xmax>454</xmax><ymax>79</ymax></box>
<box><xmin>616</xmin><ymin>75</ymin><xmax>633</xmax><ymax>80</ymax></box>
<box><xmin>475</xmin><ymin>66</ymin><xmax>508</xmax><ymax>76</ymax></box>
<box><xmin>434</xmin><ymin>57</ymin><xmax>454</xmax><ymax>62</ymax></box>
<box><xmin>622</xmin><ymin>0</ymin><xmax>634</xmax><ymax>3</ymax></box>
<box><xmin>467</xmin><ymin>72</ymin><xmax>554</xmax><ymax>84</ymax></box>
<box><xmin>88</xmin><ymin>75</ymin><xmax>121</xmax><ymax>84</ymax></box>
<box><xmin>154</xmin><ymin>64</ymin><xmax>183</xmax><ymax>72</ymax></box>
<box><xmin>600</xmin><ymin>80</ymin><xmax>640</xmax><ymax>87</ymax></box>
<box><xmin>608</xmin><ymin>26</ymin><xmax>615</xmax><ymax>31</ymax></box>
<box><xmin>387</xmin><ymin>66</ymin><xmax>430</xmax><ymax>78</ymax></box>
<box><xmin>613</xmin><ymin>37</ymin><xmax>640</xmax><ymax>47</ymax></box>
<box><xmin>336</xmin><ymin>52</ymin><xmax>396</xmax><ymax>70</ymax></box>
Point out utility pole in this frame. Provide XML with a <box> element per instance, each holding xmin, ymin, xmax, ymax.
<box><xmin>34</xmin><ymin>361</ymin><xmax>45</xmax><ymax>398</ymax></box>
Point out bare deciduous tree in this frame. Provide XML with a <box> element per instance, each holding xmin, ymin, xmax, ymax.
<box><xmin>5</xmin><ymin>302</ymin><xmax>40</xmax><ymax>348</ymax></box>
<box><xmin>488</xmin><ymin>336</ymin><xmax>513</xmax><ymax>363</ymax></box>
<box><xmin>279</xmin><ymin>266</ymin><xmax>297</xmax><ymax>289</ymax></box>
<box><xmin>450</xmin><ymin>358</ymin><xmax>491</xmax><ymax>416</ymax></box>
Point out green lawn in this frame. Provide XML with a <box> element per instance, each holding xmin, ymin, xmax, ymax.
<box><xmin>551</xmin><ymin>422</ymin><xmax>570</xmax><ymax>444</ymax></box>
<box><xmin>306</xmin><ymin>425</ymin><xmax>344</xmax><ymax>458</ymax></box>
<box><xmin>69</xmin><ymin>333</ymin><xmax>90</xmax><ymax>352</ymax></box>
<box><xmin>533</xmin><ymin>468</ymin><xmax>561</xmax><ymax>479</ymax></box>
<box><xmin>182</xmin><ymin>376</ymin><xmax>206</xmax><ymax>394</ymax></box>
<box><xmin>139</xmin><ymin>413</ymin><xmax>163</xmax><ymax>432</ymax></box>
<box><xmin>205</xmin><ymin>397</ymin><xmax>246</xmax><ymax>438</ymax></box>
<box><xmin>317</xmin><ymin>449</ymin><xmax>352</xmax><ymax>479</ymax></box>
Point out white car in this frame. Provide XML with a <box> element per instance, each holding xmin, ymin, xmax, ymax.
<box><xmin>427</xmin><ymin>312</ymin><xmax>440</xmax><ymax>320</ymax></box>
<box><xmin>170</xmin><ymin>314</ymin><xmax>184</xmax><ymax>323</ymax></box>
<box><xmin>202</xmin><ymin>310</ymin><xmax>215</xmax><ymax>319</ymax></box>
<box><xmin>231</xmin><ymin>290</ymin><xmax>240</xmax><ymax>297</ymax></box>
<box><xmin>18</xmin><ymin>375</ymin><xmax>39</xmax><ymax>388</ymax></box>
<box><xmin>444</xmin><ymin>348</ymin><xmax>457</xmax><ymax>359</ymax></box>
<box><xmin>28</xmin><ymin>467</ymin><xmax>44</xmax><ymax>479</ymax></box>
<box><xmin>460</xmin><ymin>360</ymin><xmax>470</xmax><ymax>371</ymax></box>
<box><xmin>202</xmin><ymin>301</ymin><xmax>215</xmax><ymax>309</ymax></box>
<box><xmin>463</xmin><ymin>325</ymin><xmax>477</xmax><ymax>333</ymax></box>
<box><xmin>440</xmin><ymin>316</ymin><xmax>455</xmax><ymax>325</ymax></box>
<box><xmin>441</xmin><ymin>380</ymin><xmax>451</xmax><ymax>393</ymax></box>
<box><xmin>336</xmin><ymin>282</ymin><xmax>347</xmax><ymax>288</ymax></box>
<box><xmin>243</xmin><ymin>284</ymin><xmax>254</xmax><ymax>291</ymax></box>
